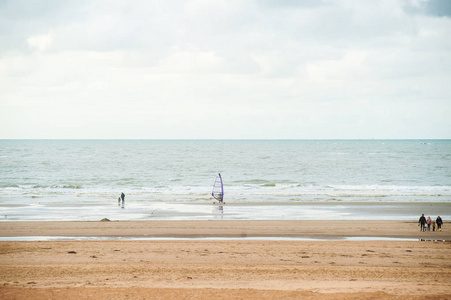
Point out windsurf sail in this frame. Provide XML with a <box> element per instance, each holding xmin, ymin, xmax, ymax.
<box><xmin>212</xmin><ymin>173</ymin><xmax>224</xmax><ymax>202</ymax></box>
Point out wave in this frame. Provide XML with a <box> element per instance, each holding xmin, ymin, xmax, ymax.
<box><xmin>257</xmin><ymin>156</ymin><xmax>271</xmax><ymax>160</ymax></box>
<box><xmin>0</xmin><ymin>184</ymin><xmax>85</xmax><ymax>190</ymax></box>
<box><xmin>234</xmin><ymin>179</ymin><xmax>269</xmax><ymax>184</ymax></box>
<box><xmin>234</xmin><ymin>179</ymin><xmax>299</xmax><ymax>185</ymax></box>
<box><xmin>61</xmin><ymin>184</ymin><xmax>83</xmax><ymax>189</ymax></box>
<box><xmin>1</xmin><ymin>182</ymin><xmax>450</xmax><ymax>206</ymax></box>
<box><xmin>325</xmin><ymin>185</ymin><xmax>451</xmax><ymax>192</ymax></box>
<box><xmin>0</xmin><ymin>184</ymin><xmax>20</xmax><ymax>188</ymax></box>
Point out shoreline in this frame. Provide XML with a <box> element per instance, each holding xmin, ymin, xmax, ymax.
<box><xmin>1</xmin><ymin>220</ymin><xmax>450</xmax><ymax>240</ymax></box>
<box><xmin>2</xmin><ymin>201</ymin><xmax>450</xmax><ymax>222</ymax></box>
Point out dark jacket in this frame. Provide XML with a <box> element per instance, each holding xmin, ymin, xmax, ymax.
<box><xmin>419</xmin><ymin>216</ymin><xmax>426</xmax><ymax>224</ymax></box>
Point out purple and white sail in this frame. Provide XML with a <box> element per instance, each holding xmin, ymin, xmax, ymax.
<box><xmin>211</xmin><ymin>173</ymin><xmax>224</xmax><ymax>203</ymax></box>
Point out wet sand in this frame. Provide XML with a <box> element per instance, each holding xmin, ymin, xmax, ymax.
<box><xmin>1</xmin><ymin>220</ymin><xmax>451</xmax><ymax>240</ymax></box>
<box><xmin>1</xmin><ymin>220</ymin><xmax>450</xmax><ymax>299</ymax></box>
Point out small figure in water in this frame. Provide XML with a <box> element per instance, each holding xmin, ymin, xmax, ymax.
<box><xmin>419</xmin><ymin>214</ymin><xmax>426</xmax><ymax>231</ymax></box>
<box><xmin>118</xmin><ymin>197</ymin><xmax>121</xmax><ymax>206</ymax></box>
<box><xmin>121</xmin><ymin>192</ymin><xmax>125</xmax><ymax>208</ymax></box>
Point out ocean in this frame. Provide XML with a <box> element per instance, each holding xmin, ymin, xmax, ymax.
<box><xmin>1</xmin><ymin>140</ymin><xmax>450</xmax><ymax>221</ymax></box>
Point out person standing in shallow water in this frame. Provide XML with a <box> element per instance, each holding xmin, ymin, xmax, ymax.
<box><xmin>121</xmin><ymin>192</ymin><xmax>125</xmax><ymax>207</ymax></box>
<box><xmin>419</xmin><ymin>214</ymin><xmax>426</xmax><ymax>231</ymax></box>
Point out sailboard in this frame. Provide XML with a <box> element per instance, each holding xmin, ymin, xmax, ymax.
<box><xmin>212</xmin><ymin>173</ymin><xmax>224</xmax><ymax>204</ymax></box>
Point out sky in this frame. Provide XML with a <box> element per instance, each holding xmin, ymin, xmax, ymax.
<box><xmin>0</xmin><ymin>0</ymin><xmax>450</xmax><ymax>139</ymax></box>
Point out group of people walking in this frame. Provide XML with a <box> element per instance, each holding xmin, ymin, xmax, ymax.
<box><xmin>418</xmin><ymin>214</ymin><xmax>443</xmax><ymax>232</ymax></box>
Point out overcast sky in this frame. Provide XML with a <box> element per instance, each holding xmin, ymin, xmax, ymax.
<box><xmin>1</xmin><ymin>0</ymin><xmax>450</xmax><ymax>139</ymax></box>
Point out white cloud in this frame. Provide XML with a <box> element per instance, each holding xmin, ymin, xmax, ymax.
<box><xmin>157</xmin><ymin>47</ymin><xmax>225</xmax><ymax>73</ymax></box>
<box><xmin>27</xmin><ymin>31</ymin><xmax>53</xmax><ymax>52</ymax></box>
<box><xmin>0</xmin><ymin>0</ymin><xmax>450</xmax><ymax>139</ymax></box>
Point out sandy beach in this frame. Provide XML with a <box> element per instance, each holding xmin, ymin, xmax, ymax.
<box><xmin>1</xmin><ymin>220</ymin><xmax>450</xmax><ymax>299</ymax></box>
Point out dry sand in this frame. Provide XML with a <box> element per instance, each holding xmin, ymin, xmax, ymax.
<box><xmin>1</xmin><ymin>220</ymin><xmax>450</xmax><ymax>299</ymax></box>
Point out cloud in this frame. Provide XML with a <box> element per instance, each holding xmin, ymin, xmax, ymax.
<box><xmin>157</xmin><ymin>47</ymin><xmax>225</xmax><ymax>73</ymax></box>
<box><xmin>425</xmin><ymin>0</ymin><xmax>451</xmax><ymax>17</ymax></box>
<box><xmin>404</xmin><ymin>0</ymin><xmax>451</xmax><ymax>17</ymax></box>
<box><xmin>0</xmin><ymin>0</ymin><xmax>450</xmax><ymax>139</ymax></box>
<box><xmin>27</xmin><ymin>31</ymin><xmax>53</xmax><ymax>52</ymax></box>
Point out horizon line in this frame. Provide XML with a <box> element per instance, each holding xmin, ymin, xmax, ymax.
<box><xmin>1</xmin><ymin>138</ymin><xmax>450</xmax><ymax>141</ymax></box>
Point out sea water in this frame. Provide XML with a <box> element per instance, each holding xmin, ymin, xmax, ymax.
<box><xmin>0</xmin><ymin>140</ymin><xmax>450</xmax><ymax>221</ymax></box>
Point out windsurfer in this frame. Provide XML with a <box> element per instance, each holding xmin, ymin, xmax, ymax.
<box><xmin>212</xmin><ymin>173</ymin><xmax>224</xmax><ymax>204</ymax></box>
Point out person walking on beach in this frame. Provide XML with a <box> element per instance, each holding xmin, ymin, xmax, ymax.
<box><xmin>436</xmin><ymin>216</ymin><xmax>443</xmax><ymax>231</ymax></box>
<box><xmin>419</xmin><ymin>214</ymin><xmax>426</xmax><ymax>231</ymax></box>
<box><xmin>121</xmin><ymin>192</ymin><xmax>125</xmax><ymax>206</ymax></box>
<box><xmin>426</xmin><ymin>216</ymin><xmax>432</xmax><ymax>231</ymax></box>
